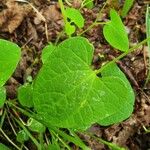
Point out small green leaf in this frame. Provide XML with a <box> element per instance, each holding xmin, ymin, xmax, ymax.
<box><xmin>65</xmin><ymin>7</ymin><xmax>84</xmax><ymax>28</ymax></box>
<box><xmin>0</xmin><ymin>87</ymin><xmax>6</xmax><ymax>108</ymax></box>
<box><xmin>83</xmin><ymin>0</ymin><xmax>94</xmax><ymax>9</ymax></box>
<box><xmin>27</xmin><ymin>118</ymin><xmax>46</xmax><ymax>133</ymax></box>
<box><xmin>121</xmin><ymin>0</ymin><xmax>134</xmax><ymax>18</ymax></box>
<box><xmin>0</xmin><ymin>143</ymin><xmax>10</xmax><ymax>150</ymax></box>
<box><xmin>42</xmin><ymin>43</ymin><xmax>56</xmax><ymax>64</ymax></box>
<box><xmin>33</xmin><ymin>37</ymin><xmax>134</xmax><ymax>129</ymax></box>
<box><xmin>17</xmin><ymin>84</ymin><xmax>33</xmax><ymax>108</ymax></box>
<box><xmin>103</xmin><ymin>9</ymin><xmax>129</xmax><ymax>52</ymax></box>
<box><xmin>16</xmin><ymin>130</ymin><xmax>29</xmax><ymax>143</ymax></box>
<box><xmin>0</xmin><ymin>39</ymin><xmax>21</xmax><ymax>86</ymax></box>
<box><xmin>65</xmin><ymin>22</ymin><xmax>76</xmax><ymax>36</ymax></box>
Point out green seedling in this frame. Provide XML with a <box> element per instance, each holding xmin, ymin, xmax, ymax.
<box><xmin>65</xmin><ymin>7</ymin><xmax>84</xmax><ymax>36</ymax></box>
<box><xmin>32</xmin><ymin>37</ymin><xmax>134</xmax><ymax>129</ymax></box>
<box><xmin>121</xmin><ymin>0</ymin><xmax>134</xmax><ymax>18</ymax></box>
<box><xmin>59</xmin><ymin>0</ymin><xmax>84</xmax><ymax>36</ymax></box>
<box><xmin>103</xmin><ymin>9</ymin><xmax>129</xmax><ymax>52</ymax></box>
<box><xmin>16</xmin><ymin>130</ymin><xmax>29</xmax><ymax>143</ymax></box>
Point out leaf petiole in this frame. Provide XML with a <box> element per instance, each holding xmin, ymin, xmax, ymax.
<box><xmin>95</xmin><ymin>36</ymin><xmax>150</xmax><ymax>75</ymax></box>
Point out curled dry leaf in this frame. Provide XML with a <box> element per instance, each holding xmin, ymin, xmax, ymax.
<box><xmin>0</xmin><ymin>0</ymin><xmax>31</xmax><ymax>33</ymax></box>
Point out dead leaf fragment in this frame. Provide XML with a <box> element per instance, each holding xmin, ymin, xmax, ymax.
<box><xmin>0</xmin><ymin>1</ymin><xmax>31</xmax><ymax>33</ymax></box>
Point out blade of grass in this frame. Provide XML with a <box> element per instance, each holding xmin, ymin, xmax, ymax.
<box><xmin>121</xmin><ymin>0</ymin><xmax>134</xmax><ymax>18</ymax></box>
<box><xmin>145</xmin><ymin>5</ymin><xmax>150</xmax><ymax>86</ymax></box>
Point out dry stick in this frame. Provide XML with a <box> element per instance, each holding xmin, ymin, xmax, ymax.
<box><xmin>15</xmin><ymin>0</ymin><xmax>49</xmax><ymax>41</ymax></box>
<box><xmin>0</xmin><ymin>127</ymin><xmax>21</xmax><ymax>150</ymax></box>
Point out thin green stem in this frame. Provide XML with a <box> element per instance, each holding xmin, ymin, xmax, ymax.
<box><xmin>6</xmin><ymin>101</ymin><xmax>34</xmax><ymax>118</ymax></box>
<box><xmin>51</xmin><ymin>130</ymin><xmax>71</xmax><ymax>150</ymax></box>
<box><xmin>78</xmin><ymin>21</ymin><xmax>108</xmax><ymax>36</ymax></box>
<box><xmin>58</xmin><ymin>0</ymin><xmax>67</xmax><ymax>24</ymax></box>
<box><xmin>69</xmin><ymin>129</ymin><xmax>87</xmax><ymax>148</ymax></box>
<box><xmin>79</xmin><ymin>0</ymin><xmax>109</xmax><ymax>35</ymax></box>
<box><xmin>0</xmin><ymin>127</ymin><xmax>21</xmax><ymax>150</ymax></box>
<box><xmin>95</xmin><ymin>36</ymin><xmax>150</xmax><ymax>74</ymax></box>
<box><xmin>51</xmin><ymin>128</ymin><xmax>90</xmax><ymax>150</ymax></box>
<box><xmin>39</xmin><ymin>132</ymin><xmax>44</xmax><ymax>149</ymax></box>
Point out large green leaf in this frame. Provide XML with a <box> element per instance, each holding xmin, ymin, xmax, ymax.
<box><xmin>0</xmin><ymin>39</ymin><xmax>21</xmax><ymax>86</ymax></box>
<box><xmin>103</xmin><ymin>9</ymin><xmax>129</xmax><ymax>52</ymax></box>
<box><xmin>33</xmin><ymin>37</ymin><xmax>134</xmax><ymax>129</ymax></box>
<box><xmin>98</xmin><ymin>63</ymin><xmax>134</xmax><ymax>125</ymax></box>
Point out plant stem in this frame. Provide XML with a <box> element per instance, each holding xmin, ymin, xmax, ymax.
<box><xmin>39</xmin><ymin>132</ymin><xmax>44</xmax><ymax>149</ymax></box>
<box><xmin>58</xmin><ymin>0</ymin><xmax>67</xmax><ymax>24</ymax></box>
<box><xmin>51</xmin><ymin>130</ymin><xmax>71</xmax><ymax>150</ymax></box>
<box><xmin>95</xmin><ymin>36</ymin><xmax>150</xmax><ymax>74</ymax></box>
<box><xmin>51</xmin><ymin>128</ymin><xmax>90</xmax><ymax>150</ymax></box>
<box><xmin>0</xmin><ymin>127</ymin><xmax>21</xmax><ymax>150</ymax></box>
<box><xmin>78</xmin><ymin>21</ymin><xmax>108</xmax><ymax>36</ymax></box>
<box><xmin>6</xmin><ymin>101</ymin><xmax>34</xmax><ymax>118</ymax></box>
<box><xmin>79</xmin><ymin>0</ymin><xmax>109</xmax><ymax>35</ymax></box>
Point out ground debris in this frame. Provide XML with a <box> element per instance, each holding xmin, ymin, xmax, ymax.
<box><xmin>0</xmin><ymin>0</ymin><xmax>31</xmax><ymax>33</ymax></box>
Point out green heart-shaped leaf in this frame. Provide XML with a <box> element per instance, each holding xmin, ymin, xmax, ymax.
<box><xmin>103</xmin><ymin>9</ymin><xmax>129</xmax><ymax>52</ymax></box>
<box><xmin>0</xmin><ymin>39</ymin><xmax>21</xmax><ymax>86</ymax></box>
<box><xmin>65</xmin><ymin>8</ymin><xmax>84</xmax><ymax>28</ymax></box>
<box><xmin>65</xmin><ymin>22</ymin><xmax>76</xmax><ymax>36</ymax></box>
<box><xmin>33</xmin><ymin>37</ymin><xmax>134</xmax><ymax>129</ymax></box>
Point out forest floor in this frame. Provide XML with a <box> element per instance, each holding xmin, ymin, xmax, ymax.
<box><xmin>0</xmin><ymin>0</ymin><xmax>150</xmax><ymax>149</ymax></box>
